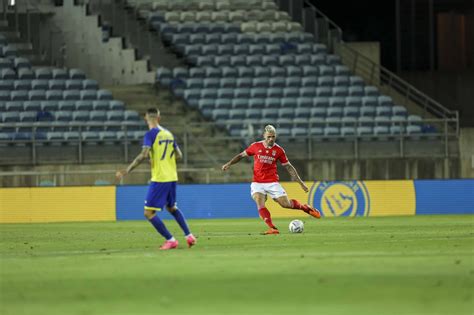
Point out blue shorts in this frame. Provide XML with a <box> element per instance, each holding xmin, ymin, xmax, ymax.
<box><xmin>144</xmin><ymin>181</ymin><xmax>177</xmax><ymax>211</ymax></box>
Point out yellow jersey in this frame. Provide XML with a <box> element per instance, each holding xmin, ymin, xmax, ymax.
<box><xmin>142</xmin><ymin>126</ymin><xmax>178</xmax><ymax>182</ymax></box>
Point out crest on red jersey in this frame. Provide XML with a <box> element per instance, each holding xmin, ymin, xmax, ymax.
<box><xmin>272</xmin><ymin>150</ymin><xmax>276</xmax><ymax>156</ymax></box>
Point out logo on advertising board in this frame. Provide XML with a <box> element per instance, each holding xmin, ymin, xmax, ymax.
<box><xmin>308</xmin><ymin>181</ymin><xmax>370</xmax><ymax>217</ymax></box>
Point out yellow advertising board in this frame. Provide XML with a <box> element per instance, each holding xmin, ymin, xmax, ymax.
<box><xmin>0</xmin><ymin>187</ymin><xmax>116</xmax><ymax>223</ymax></box>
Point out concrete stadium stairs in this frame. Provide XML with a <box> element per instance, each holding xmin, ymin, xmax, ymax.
<box><xmin>105</xmin><ymin>84</ymin><xmax>253</xmax><ymax>182</ymax></box>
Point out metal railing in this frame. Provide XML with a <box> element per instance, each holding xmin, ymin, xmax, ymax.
<box><xmin>0</xmin><ymin>167</ymin><xmax>223</xmax><ymax>186</ymax></box>
<box><xmin>298</xmin><ymin>0</ymin><xmax>459</xmax><ymax>133</ymax></box>
<box><xmin>0</xmin><ymin>118</ymin><xmax>459</xmax><ymax>166</ymax></box>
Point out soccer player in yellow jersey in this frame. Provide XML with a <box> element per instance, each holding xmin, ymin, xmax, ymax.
<box><xmin>116</xmin><ymin>108</ymin><xmax>196</xmax><ymax>250</ymax></box>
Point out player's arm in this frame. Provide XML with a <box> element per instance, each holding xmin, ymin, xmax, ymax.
<box><xmin>116</xmin><ymin>146</ymin><xmax>150</xmax><ymax>179</ymax></box>
<box><xmin>222</xmin><ymin>151</ymin><xmax>247</xmax><ymax>171</ymax></box>
<box><xmin>174</xmin><ymin>146</ymin><xmax>183</xmax><ymax>160</ymax></box>
<box><xmin>284</xmin><ymin>162</ymin><xmax>309</xmax><ymax>193</ymax></box>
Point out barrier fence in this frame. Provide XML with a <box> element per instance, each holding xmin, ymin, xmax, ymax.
<box><xmin>1</xmin><ymin>179</ymin><xmax>472</xmax><ymax>223</ymax></box>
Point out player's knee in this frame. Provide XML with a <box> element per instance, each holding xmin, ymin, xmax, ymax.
<box><xmin>144</xmin><ymin>210</ymin><xmax>155</xmax><ymax>219</ymax></box>
<box><xmin>280</xmin><ymin>200</ymin><xmax>292</xmax><ymax>208</ymax></box>
<box><xmin>166</xmin><ymin>206</ymin><xmax>177</xmax><ymax>213</ymax></box>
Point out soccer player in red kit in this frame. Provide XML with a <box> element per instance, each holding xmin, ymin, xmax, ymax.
<box><xmin>222</xmin><ymin>125</ymin><xmax>321</xmax><ymax>234</ymax></box>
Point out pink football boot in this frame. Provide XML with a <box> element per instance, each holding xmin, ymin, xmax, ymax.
<box><xmin>160</xmin><ymin>240</ymin><xmax>179</xmax><ymax>250</ymax></box>
<box><xmin>186</xmin><ymin>234</ymin><xmax>197</xmax><ymax>248</ymax></box>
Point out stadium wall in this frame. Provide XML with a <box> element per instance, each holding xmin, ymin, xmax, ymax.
<box><xmin>0</xmin><ymin>181</ymin><xmax>472</xmax><ymax>223</ymax></box>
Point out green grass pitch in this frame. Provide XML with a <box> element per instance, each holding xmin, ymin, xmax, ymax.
<box><xmin>1</xmin><ymin>215</ymin><xmax>473</xmax><ymax>315</ymax></box>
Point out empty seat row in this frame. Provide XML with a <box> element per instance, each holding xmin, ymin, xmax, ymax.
<box><xmin>165</xmin><ymin>32</ymin><xmax>315</xmax><ymax>45</ymax></box>
<box><xmin>204</xmin><ymin>107</ymin><xmax>409</xmax><ymax>121</ymax></box>
<box><xmin>0</xmin><ymin>79</ymin><xmax>99</xmax><ymax>91</ymax></box>
<box><xmin>0</xmin><ymin>100</ymin><xmax>125</xmax><ymax>112</ymax></box>
<box><xmin>0</xmin><ymin>110</ymin><xmax>140</xmax><ymax>123</ymax></box>
<box><xmin>191</xmin><ymin>96</ymin><xmax>400</xmax><ymax>110</ymax></box>
<box><xmin>0</xmin><ymin>130</ymin><xmax>147</xmax><ymax>142</ymax></box>
<box><xmin>158</xmin><ymin>65</ymin><xmax>351</xmax><ymax>80</ymax></box>
<box><xmin>150</xmin><ymin>10</ymin><xmax>290</xmax><ymax>25</ymax></box>
<box><xmin>177</xmin><ymin>43</ymin><xmax>327</xmax><ymax>56</ymax></box>
<box><xmin>0</xmin><ymin>121</ymin><xmax>144</xmax><ymax>133</ymax></box>
<box><xmin>0</xmin><ymin>89</ymin><xmax>113</xmax><ymax>101</ymax></box>
<box><xmin>0</xmin><ymin>45</ymin><xmax>17</xmax><ymax>58</ymax></box>
<box><xmin>155</xmin><ymin>9</ymin><xmax>286</xmax><ymax>24</ymax></box>
<box><xmin>187</xmin><ymin>54</ymin><xmax>341</xmax><ymax>67</ymax></box>
<box><xmin>0</xmin><ymin>67</ymin><xmax>86</xmax><ymax>80</ymax></box>
<box><xmin>180</xmin><ymin>88</ymin><xmax>386</xmax><ymax>100</ymax></box>
<box><xmin>154</xmin><ymin>21</ymin><xmax>241</xmax><ymax>34</ymax></box>
<box><xmin>227</xmin><ymin>125</ymin><xmax>425</xmax><ymax>138</ymax></box>
<box><xmin>132</xmin><ymin>0</ymin><xmax>277</xmax><ymax>12</ymax></box>
<box><xmin>186</xmin><ymin>96</ymin><xmax>396</xmax><ymax>110</ymax></box>
<box><xmin>181</xmin><ymin>76</ymin><xmax>364</xmax><ymax>89</ymax></box>
<box><xmin>241</xmin><ymin>21</ymin><xmax>303</xmax><ymax>33</ymax></box>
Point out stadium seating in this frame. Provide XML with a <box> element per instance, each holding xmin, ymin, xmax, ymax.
<box><xmin>0</xmin><ymin>35</ymin><xmax>143</xmax><ymax>146</ymax></box>
<box><xmin>143</xmin><ymin>0</ymin><xmax>434</xmax><ymax>140</ymax></box>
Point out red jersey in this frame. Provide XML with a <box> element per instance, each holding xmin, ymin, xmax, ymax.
<box><xmin>245</xmin><ymin>141</ymin><xmax>289</xmax><ymax>183</ymax></box>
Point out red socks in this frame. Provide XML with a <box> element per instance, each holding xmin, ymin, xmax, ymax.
<box><xmin>258</xmin><ymin>207</ymin><xmax>276</xmax><ymax>229</ymax></box>
<box><xmin>290</xmin><ymin>199</ymin><xmax>309</xmax><ymax>211</ymax></box>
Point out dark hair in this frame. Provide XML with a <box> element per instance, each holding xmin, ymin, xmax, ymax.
<box><xmin>146</xmin><ymin>108</ymin><xmax>159</xmax><ymax>115</ymax></box>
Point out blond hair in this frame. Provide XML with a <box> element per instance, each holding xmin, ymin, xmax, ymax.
<box><xmin>264</xmin><ymin>124</ymin><xmax>276</xmax><ymax>134</ymax></box>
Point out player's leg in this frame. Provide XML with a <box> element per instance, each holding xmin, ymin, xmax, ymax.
<box><xmin>274</xmin><ymin>196</ymin><xmax>321</xmax><ymax>219</ymax></box>
<box><xmin>251</xmin><ymin>183</ymin><xmax>279</xmax><ymax>234</ymax></box>
<box><xmin>165</xmin><ymin>182</ymin><xmax>196</xmax><ymax>247</ymax></box>
<box><xmin>167</xmin><ymin>206</ymin><xmax>196</xmax><ymax>248</ymax></box>
<box><xmin>270</xmin><ymin>183</ymin><xmax>321</xmax><ymax>219</ymax></box>
<box><xmin>145</xmin><ymin>182</ymin><xmax>178</xmax><ymax>250</ymax></box>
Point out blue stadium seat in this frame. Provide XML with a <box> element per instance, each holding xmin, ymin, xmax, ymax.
<box><xmin>378</xmin><ymin>96</ymin><xmax>394</xmax><ymax>106</ymax></box>
<box><xmin>45</xmin><ymin>90</ymin><xmax>62</xmax><ymax>101</ymax></box>
<box><xmin>13</xmin><ymin>57</ymin><xmax>30</xmax><ymax>69</ymax></box>
<box><xmin>350</xmin><ymin>76</ymin><xmax>365</xmax><ymax>86</ymax></box>
<box><xmin>296</xmin><ymin>97</ymin><xmax>312</xmax><ymax>108</ymax></box>
<box><xmin>0</xmin><ymin>80</ymin><xmax>13</xmax><ymax>90</ymax></box>
<box><xmin>12</xmin><ymin>90</ymin><xmax>29</xmax><ymax>101</ymax></box>
<box><xmin>125</xmin><ymin>110</ymin><xmax>140</xmax><ymax>121</ymax></box>
<box><xmin>232</xmin><ymin>99</ymin><xmax>247</xmax><ymax>109</ymax></box>
<box><xmin>349</xmin><ymin>86</ymin><xmax>364</xmax><ymax>96</ymax></box>
<box><xmin>332</xmin><ymin>87</ymin><xmax>348</xmax><ymax>97</ymax></box>
<box><xmin>299</xmin><ymin>87</ymin><xmax>316</xmax><ymax>98</ymax></box>
<box><xmin>90</xmin><ymin>111</ymin><xmax>106</xmax><ymax>121</ymax></box>
<box><xmin>92</xmin><ymin>100</ymin><xmax>109</xmax><ymax>111</ymax></box>
<box><xmin>5</xmin><ymin>101</ymin><xmax>21</xmax><ymax>111</ymax></box>
<box><xmin>58</xmin><ymin>100</ymin><xmax>75</xmax><ymax>111</ymax></box>
<box><xmin>262</xmin><ymin>108</ymin><xmax>278</xmax><ymax>120</ymax></box>
<box><xmin>216</xmin><ymin>98</ymin><xmax>232</xmax><ymax>110</ymax></box>
<box><xmin>217</xmin><ymin>88</ymin><xmax>234</xmax><ymax>99</ymax></box>
<box><xmin>3</xmin><ymin>111</ymin><xmax>20</xmax><ymax>122</ymax></box>
<box><xmin>35</xmin><ymin>68</ymin><xmax>53</xmax><ymax>80</ymax></box>
<box><xmin>265</xmin><ymin>98</ymin><xmax>280</xmax><ymax>109</ymax></box>
<box><xmin>375</xmin><ymin>116</ymin><xmax>391</xmax><ymax>127</ymax></box>
<box><xmin>310</xmin><ymin>107</ymin><xmax>327</xmax><ymax>118</ymax></box>
<box><xmin>364</xmin><ymin>86</ymin><xmax>379</xmax><ymax>96</ymax></box>
<box><xmin>97</xmin><ymin>90</ymin><xmax>113</xmax><ymax>100</ymax></box>
<box><xmin>283</xmin><ymin>87</ymin><xmax>299</xmax><ymax>98</ymax></box>
<box><xmin>14</xmin><ymin>80</ymin><xmax>31</xmax><ymax>90</ymax></box>
<box><xmin>201</xmin><ymin>88</ymin><xmax>218</xmax><ymax>99</ymax></box>
<box><xmin>392</xmin><ymin>105</ymin><xmax>408</xmax><ymax>117</ymax></box>
<box><xmin>49</xmin><ymin>79</ymin><xmax>66</xmax><ymax>90</ymax></box>
<box><xmin>73</xmin><ymin>111</ymin><xmax>90</xmax><ymax>121</ymax></box>
<box><xmin>52</xmin><ymin>68</ymin><xmax>69</xmax><ymax>79</ymax></box>
<box><xmin>313</xmin><ymin>97</ymin><xmax>330</xmax><ymax>108</ymax></box>
<box><xmin>66</xmin><ymin>79</ymin><xmax>82</xmax><ymax>90</ymax></box>
<box><xmin>1</xmin><ymin>68</ymin><xmax>16</xmax><ymax>80</ymax></box>
<box><xmin>18</xmin><ymin>68</ymin><xmax>34</xmax><ymax>80</ymax></box>
<box><xmin>362</xmin><ymin>96</ymin><xmax>377</xmax><ymax>107</ymax></box>
<box><xmin>344</xmin><ymin>106</ymin><xmax>360</xmax><ymax>117</ymax></box>
<box><xmin>189</xmin><ymin>67</ymin><xmax>205</xmax><ymax>78</ymax></box>
<box><xmin>83</xmin><ymin>79</ymin><xmax>99</xmax><ymax>90</ymax></box>
<box><xmin>109</xmin><ymin>100</ymin><xmax>125</xmax><ymax>111</ymax></box>
<box><xmin>203</xmin><ymin>78</ymin><xmax>220</xmax><ymax>89</ymax></box>
<box><xmin>31</xmin><ymin>79</ymin><xmax>48</xmax><ymax>90</ymax></box>
<box><xmin>316</xmin><ymin>87</ymin><xmax>332</xmax><ymax>97</ymax></box>
<box><xmin>376</xmin><ymin>106</ymin><xmax>392</xmax><ymax>117</ymax></box>
<box><xmin>236</xmin><ymin>78</ymin><xmax>252</xmax><ymax>88</ymax></box>
<box><xmin>341</xmin><ymin>126</ymin><xmax>356</xmax><ymax>136</ymax></box>
<box><xmin>23</xmin><ymin>101</ymin><xmax>41</xmax><ymax>112</ymax></box>
<box><xmin>55</xmin><ymin>111</ymin><xmax>72</xmax><ymax>121</ymax></box>
<box><xmin>360</xmin><ymin>106</ymin><xmax>376</xmax><ymax>117</ymax></box>
<box><xmin>69</xmin><ymin>69</ymin><xmax>86</xmax><ymax>80</ymax></box>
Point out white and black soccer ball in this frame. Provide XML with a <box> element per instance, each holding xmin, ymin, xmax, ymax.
<box><xmin>289</xmin><ymin>219</ymin><xmax>304</xmax><ymax>233</ymax></box>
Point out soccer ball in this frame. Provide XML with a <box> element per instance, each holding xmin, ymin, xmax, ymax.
<box><xmin>289</xmin><ymin>219</ymin><xmax>304</xmax><ymax>233</ymax></box>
